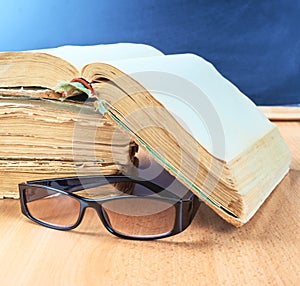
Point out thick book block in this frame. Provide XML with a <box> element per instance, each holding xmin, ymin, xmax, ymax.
<box><xmin>0</xmin><ymin>97</ymin><xmax>136</xmax><ymax>198</ymax></box>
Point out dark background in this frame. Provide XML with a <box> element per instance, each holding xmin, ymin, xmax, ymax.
<box><xmin>1</xmin><ymin>0</ymin><xmax>299</xmax><ymax>106</ymax></box>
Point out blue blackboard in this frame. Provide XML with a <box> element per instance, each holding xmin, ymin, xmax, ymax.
<box><xmin>1</xmin><ymin>0</ymin><xmax>299</xmax><ymax>106</ymax></box>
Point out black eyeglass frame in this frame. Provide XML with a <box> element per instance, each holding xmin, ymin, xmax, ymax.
<box><xmin>19</xmin><ymin>175</ymin><xmax>200</xmax><ymax>240</ymax></box>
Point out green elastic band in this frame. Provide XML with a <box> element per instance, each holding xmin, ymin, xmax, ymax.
<box><xmin>107</xmin><ymin>111</ymin><xmax>219</xmax><ymax>207</ymax></box>
<box><xmin>96</xmin><ymin>99</ymin><xmax>109</xmax><ymax>115</ymax></box>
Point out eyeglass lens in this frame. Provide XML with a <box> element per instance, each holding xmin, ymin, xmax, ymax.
<box><xmin>102</xmin><ymin>198</ymin><xmax>176</xmax><ymax>237</ymax></box>
<box><xmin>24</xmin><ymin>183</ymin><xmax>177</xmax><ymax>237</ymax></box>
<box><xmin>25</xmin><ymin>186</ymin><xmax>81</xmax><ymax>228</ymax></box>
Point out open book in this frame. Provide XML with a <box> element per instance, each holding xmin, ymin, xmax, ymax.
<box><xmin>0</xmin><ymin>43</ymin><xmax>290</xmax><ymax>226</ymax></box>
<box><xmin>0</xmin><ymin>43</ymin><xmax>163</xmax><ymax>92</ymax></box>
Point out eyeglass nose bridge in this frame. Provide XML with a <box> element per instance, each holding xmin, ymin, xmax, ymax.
<box><xmin>79</xmin><ymin>199</ymin><xmax>116</xmax><ymax>235</ymax></box>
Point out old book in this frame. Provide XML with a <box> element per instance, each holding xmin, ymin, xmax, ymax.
<box><xmin>0</xmin><ymin>44</ymin><xmax>290</xmax><ymax>226</ymax></box>
<box><xmin>86</xmin><ymin>54</ymin><xmax>291</xmax><ymax>227</ymax></box>
<box><xmin>0</xmin><ymin>43</ymin><xmax>160</xmax><ymax>198</ymax></box>
<box><xmin>0</xmin><ymin>96</ymin><xmax>138</xmax><ymax>198</ymax></box>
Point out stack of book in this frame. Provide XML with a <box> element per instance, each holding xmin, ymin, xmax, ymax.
<box><xmin>0</xmin><ymin>43</ymin><xmax>162</xmax><ymax>198</ymax></box>
<box><xmin>0</xmin><ymin>43</ymin><xmax>290</xmax><ymax>226</ymax></box>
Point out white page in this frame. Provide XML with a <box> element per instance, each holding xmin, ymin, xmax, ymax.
<box><xmin>106</xmin><ymin>54</ymin><xmax>275</xmax><ymax>162</ymax></box>
<box><xmin>26</xmin><ymin>43</ymin><xmax>164</xmax><ymax>68</ymax></box>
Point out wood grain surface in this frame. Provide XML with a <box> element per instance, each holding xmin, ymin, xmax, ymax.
<box><xmin>259</xmin><ymin>106</ymin><xmax>300</xmax><ymax>121</ymax></box>
<box><xmin>0</xmin><ymin>121</ymin><xmax>299</xmax><ymax>286</ymax></box>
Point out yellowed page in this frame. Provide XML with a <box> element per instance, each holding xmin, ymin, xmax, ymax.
<box><xmin>103</xmin><ymin>54</ymin><xmax>276</xmax><ymax>162</ymax></box>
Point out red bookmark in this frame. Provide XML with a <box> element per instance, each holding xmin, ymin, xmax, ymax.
<box><xmin>71</xmin><ymin>78</ymin><xmax>95</xmax><ymax>95</ymax></box>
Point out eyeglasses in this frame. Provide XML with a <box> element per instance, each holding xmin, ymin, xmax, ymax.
<box><xmin>19</xmin><ymin>175</ymin><xmax>200</xmax><ymax>240</ymax></box>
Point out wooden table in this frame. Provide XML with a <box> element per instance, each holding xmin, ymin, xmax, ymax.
<box><xmin>0</xmin><ymin>121</ymin><xmax>299</xmax><ymax>286</ymax></box>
